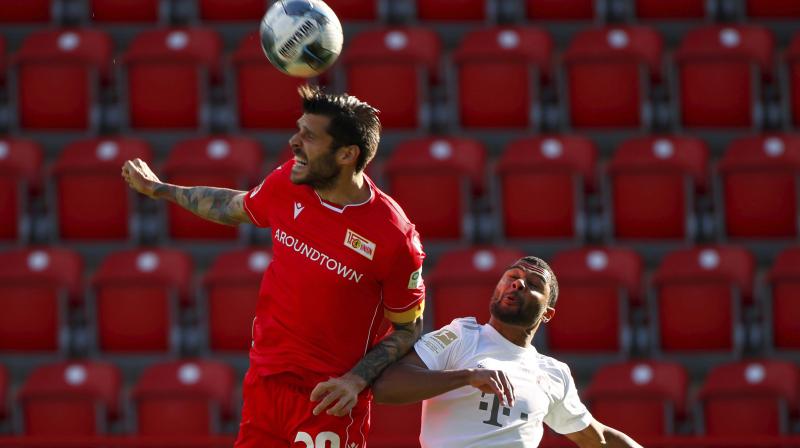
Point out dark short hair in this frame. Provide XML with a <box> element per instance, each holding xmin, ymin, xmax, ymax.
<box><xmin>298</xmin><ymin>85</ymin><xmax>381</xmax><ymax>172</ymax></box>
<box><xmin>509</xmin><ymin>256</ymin><xmax>559</xmax><ymax>308</ymax></box>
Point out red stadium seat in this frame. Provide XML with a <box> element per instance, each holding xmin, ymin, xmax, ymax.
<box><xmin>89</xmin><ymin>0</ymin><xmax>159</xmax><ymax>22</ymax></box>
<box><xmin>232</xmin><ymin>32</ymin><xmax>306</xmax><ymax>129</ymax></box>
<box><xmin>496</xmin><ymin>135</ymin><xmax>596</xmax><ymax>240</ymax></box>
<box><xmin>203</xmin><ymin>248</ymin><xmax>271</xmax><ymax>352</ymax></box>
<box><xmin>787</xmin><ymin>34</ymin><xmax>800</xmax><ymax>127</ymax></box>
<box><xmin>547</xmin><ymin>247</ymin><xmax>642</xmax><ymax>353</ymax></box>
<box><xmin>123</xmin><ymin>28</ymin><xmax>222</xmax><ymax>129</ymax></box>
<box><xmin>652</xmin><ymin>246</ymin><xmax>754</xmax><ymax>353</ymax></box>
<box><xmin>767</xmin><ymin>247</ymin><xmax>800</xmax><ymax>351</ymax></box>
<box><xmin>342</xmin><ymin>27</ymin><xmax>441</xmax><ymax>129</ymax></box>
<box><xmin>699</xmin><ymin>360</ymin><xmax>798</xmax><ymax>436</ymax></box>
<box><xmin>746</xmin><ymin>0</ymin><xmax>800</xmax><ymax>18</ymax></box>
<box><xmin>163</xmin><ymin>136</ymin><xmax>264</xmax><ymax>240</ymax></box>
<box><xmin>18</xmin><ymin>361</ymin><xmax>121</xmax><ymax>436</ymax></box>
<box><xmin>0</xmin><ymin>248</ymin><xmax>82</xmax><ymax>352</ymax></box>
<box><xmin>0</xmin><ymin>0</ymin><xmax>50</xmax><ymax>23</ymax></box>
<box><xmin>632</xmin><ymin>0</ymin><xmax>705</xmax><ymax>19</ymax></box>
<box><xmin>384</xmin><ymin>137</ymin><xmax>486</xmax><ymax>241</ymax></box>
<box><xmin>14</xmin><ymin>29</ymin><xmax>112</xmax><ymax>130</ymax></box>
<box><xmin>675</xmin><ymin>25</ymin><xmax>774</xmax><ymax>128</ymax></box>
<box><xmin>607</xmin><ymin>136</ymin><xmax>709</xmax><ymax>240</ymax></box>
<box><xmin>563</xmin><ymin>26</ymin><xmax>663</xmax><ymax>128</ymax></box>
<box><xmin>453</xmin><ymin>26</ymin><xmax>552</xmax><ymax>128</ymax></box>
<box><xmin>585</xmin><ymin>361</ymin><xmax>688</xmax><ymax>439</ymax></box>
<box><xmin>91</xmin><ymin>249</ymin><xmax>193</xmax><ymax>353</ymax></box>
<box><xmin>525</xmin><ymin>0</ymin><xmax>594</xmax><ymax>20</ymax></box>
<box><xmin>428</xmin><ymin>246</ymin><xmax>524</xmax><ymax>328</ymax></box>
<box><xmin>325</xmin><ymin>0</ymin><xmax>379</xmax><ymax>20</ymax></box>
<box><xmin>370</xmin><ymin>403</ymin><xmax>422</xmax><ymax>448</ymax></box>
<box><xmin>416</xmin><ymin>0</ymin><xmax>487</xmax><ymax>21</ymax></box>
<box><xmin>132</xmin><ymin>360</ymin><xmax>235</xmax><ymax>435</ymax></box>
<box><xmin>52</xmin><ymin>137</ymin><xmax>152</xmax><ymax>241</ymax></box>
<box><xmin>718</xmin><ymin>135</ymin><xmax>800</xmax><ymax>239</ymax></box>
<box><xmin>199</xmin><ymin>0</ymin><xmax>265</xmax><ymax>21</ymax></box>
<box><xmin>0</xmin><ymin>138</ymin><xmax>42</xmax><ymax>242</ymax></box>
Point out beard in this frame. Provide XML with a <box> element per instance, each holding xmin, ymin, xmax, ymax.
<box><xmin>490</xmin><ymin>291</ymin><xmax>545</xmax><ymax>327</ymax></box>
<box><xmin>290</xmin><ymin>149</ymin><xmax>341</xmax><ymax>190</ymax></box>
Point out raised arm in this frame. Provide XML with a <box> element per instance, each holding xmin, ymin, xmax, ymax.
<box><xmin>121</xmin><ymin>158</ymin><xmax>252</xmax><ymax>226</ymax></box>
<box><xmin>565</xmin><ymin>419</ymin><xmax>643</xmax><ymax>448</ymax></box>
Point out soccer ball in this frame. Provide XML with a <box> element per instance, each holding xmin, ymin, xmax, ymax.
<box><xmin>260</xmin><ymin>0</ymin><xmax>344</xmax><ymax>78</ymax></box>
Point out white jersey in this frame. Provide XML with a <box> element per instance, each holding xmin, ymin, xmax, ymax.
<box><xmin>415</xmin><ymin>318</ymin><xmax>592</xmax><ymax>448</ymax></box>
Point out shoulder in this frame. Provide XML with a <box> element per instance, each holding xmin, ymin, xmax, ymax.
<box><xmin>534</xmin><ymin>353</ymin><xmax>575</xmax><ymax>396</ymax></box>
<box><xmin>420</xmin><ymin>318</ymin><xmax>481</xmax><ymax>353</ymax></box>
<box><xmin>368</xmin><ymin>181</ymin><xmax>416</xmax><ymax>233</ymax></box>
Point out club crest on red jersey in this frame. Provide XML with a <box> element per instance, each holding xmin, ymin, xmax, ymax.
<box><xmin>344</xmin><ymin>229</ymin><xmax>375</xmax><ymax>260</ymax></box>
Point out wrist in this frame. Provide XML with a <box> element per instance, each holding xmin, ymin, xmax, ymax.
<box><xmin>343</xmin><ymin>372</ymin><xmax>369</xmax><ymax>392</ymax></box>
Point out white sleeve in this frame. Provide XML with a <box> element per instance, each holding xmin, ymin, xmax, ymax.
<box><xmin>543</xmin><ymin>363</ymin><xmax>593</xmax><ymax>435</ymax></box>
<box><xmin>414</xmin><ymin>318</ymin><xmax>476</xmax><ymax>371</ymax></box>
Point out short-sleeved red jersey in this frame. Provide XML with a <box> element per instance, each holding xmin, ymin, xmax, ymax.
<box><xmin>243</xmin><ymin>160</ymin><xmax>426</xmax><ymax>384</ymax></box>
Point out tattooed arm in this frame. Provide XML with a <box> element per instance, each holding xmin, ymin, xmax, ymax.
<box><xmin>309</xmin><ymin>317</ymin><xmax>423</xmax><ymax>417</ymax></box>
<box><xmin>121</xmin><ymin>158</ymin><xmax>252</xmax><ymax>226</ymax></box>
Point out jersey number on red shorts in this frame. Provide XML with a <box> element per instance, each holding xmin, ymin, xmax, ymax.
<box><xmin>294</xmin><ymin>431</ymin><xmax>340</xmax><ymax>448</ymax></box>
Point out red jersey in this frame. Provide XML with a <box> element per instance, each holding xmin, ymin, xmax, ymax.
<box><xmin>243</xmin><ymin>160</ymin><xmax>426</xmax><ymax>384</ymax></box>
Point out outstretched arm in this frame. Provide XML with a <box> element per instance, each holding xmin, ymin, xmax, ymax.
<box><xmin>566</xmin><ymin>420</ymin><xmax>643</xmax><ymax>448</ymax></box>
<box><xmin>309</xmin><ymin>317</ymin><xmax>423</xmax><ymax>417</ymax></box>
<box><xmin>121</xmin><ymin>158</ymin><xmax>252</xmax><ymax>226</ymax></box>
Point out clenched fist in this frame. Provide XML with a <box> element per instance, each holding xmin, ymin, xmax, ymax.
<box><xmin>121</xmin><ymin>158</ymin><xmax>162</xmax><ymax>199</ymax></box>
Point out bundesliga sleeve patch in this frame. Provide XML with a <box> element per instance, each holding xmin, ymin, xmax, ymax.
<box><xmin>420</xmin><ymin>329</ymin><xmax>459</xmax><ymax>355</ymax></box>
<box><xmin>407</xmin><ymin>268</ymin><xmax>423</xmax><ymax>289</ymax></box>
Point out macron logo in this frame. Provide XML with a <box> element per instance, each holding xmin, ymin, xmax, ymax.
<box><xmin>294</xmin><ymin>202</ymin><xmax>304</xmax><ymax>219</ymax></box>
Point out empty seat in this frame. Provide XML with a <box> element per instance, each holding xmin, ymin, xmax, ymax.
<box><xmin>746</xmin><ymin>0</ymin><xmax>800</xmax><ymax>18</ymax></box>
<box><xmin>699</xmin><ymin>360</ymin><xmax>799</xmax><ymax>436</ymax></box>
<box><xmin>163</xmin><ymin>136</ymin><xmax>263</xmax><ymax>240</ymax></box>
<box><xmin>199</xmin><ymin>0</ymin><xmax>264</xmax><ymax>21</ymax></box>
<box><xmin>52</xmin><ymin>137</ymin><xmax>152</xmax><ymax>241</ymax></box>
<box><xmin>585</xmin><ymin>361</ymin><xmax>688</xmax><ymax>439</ymax></box>
<box><xmin>718</xmin><ymin>135</ymin><xmax>800</xmax><ymax>239</ymax></box>
<box><xmin>326</xmin><ymin>0</ymin><xmax>380</xmax><ymax>20</ymax></box>
<box><xmin>89</xmin><ymin>0</ymin><xmax>159</xmax><ymax>22</ymax></box>
<box><xmin>342</xmin><ymin>27</ymin><xmax>441</xmax><ymax>129</ymax></box>
<box><xmin>787</xmin><ymin>34</ymin><xmax>800</xmax><ymax>127</ymax></box>
<box><xmin>132</xmin><ymin>360</ymin><xmax>235</xmax><ymax>435</ymax></box>
<box><xmin>563</xmin><ymin>26</ymin><xmax>663</xmax><ymax>128</ymax></box>
<box><xmin>607</xmin><ymin>135</ymin><xmax>709</xmax><ymax>240</ymax></box>
<box><xmin>202</xmin><ymin>248</ymin><xmax>270</xmax><ymax>352</ymax></box>
<box><xmin>767</xmin><ymin>247</ymin><xmax>800</xmax><ymax>351</ymax></box>
<box><xmin>91</xmin><ymin>249</ymin><xmax>193</xmax><ymax>353</ymax></box>
<box><xmin>232</xmin><ymin>32</ymin><xmax>306</xmax><ymax>129</ymax></box>
<box><xmin>416</xmin><ymin>0</ymin><xmax>487</xmax><ymax>21</ymax></box>
<box><xmin>453</xmin><ymin>26</ymin><xmax>552</xmax><ymax>128</ymax></box>
<box><xmin>525</xmin><ymin>0</ymin><xmax>594</xmax><ymax>20</ymax></box>
<box><xmin>123</xmin><ymin>28</ymin><xmax>222</xmax><ymax>129</ymax></box>
<box><xmin>18</xmin><ymin>361</ymin><xmax>121</xmax><ymax>436</ymax></box>
<box><xmin>632</xmin><ymin>0</ymin><xmax>706</xmax><ymax>19</ymax></box>
<box><xmin>0</xmin><ymin>138</ymin><xmax>42</xmax><ymax>242</ymax></box>
<box><xmin>496</xmin><ymin>135</ymin><xmax>596</xmax><ymax>240</ymax></box>
<box><xmin>652</xmin><ymin>246</ymin><xmax>754</xmax><ymax>353</ymax></box>
<box><xmin>547</xmin><ymin>247</ymin><xmax>642</xmax><ymax>353</ymax></box>
<box><xmin>0</xmin><ymin>0</ymin><xmax>50</xmax><ymax>23</ymax></box>
<box><xmin>370</xmin><ymin>403</ymin><xmax>422</xmax><ymax>448</ymax></box>
<box><xmin>428</xmin><ymin>246</ymin><xmax>524</xmax><ymax>328</ymax></box>
<box><xmin>0</xmin><ymin>248</ymin><xmax>82</xmax><ymax>352</ymax></box>
<box><xmin>675</xmin><ymin>25</ymin><xmax>774</xmax><ymax>128</ymax></box>
<box><xmin>14</xmin><ymin>29</ymin><xmax>113</xmax><ymax>130</ymax></box>
<box><xmin>384</xmin><ymin>137</ymin><xmax>486</xmax><ymax>241</ymax></box>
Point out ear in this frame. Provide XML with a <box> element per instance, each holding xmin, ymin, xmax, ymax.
<box><xmin>336</xmin><ymin>144</ymin><xmax>361</xmax><ymax>168</ymax></box>
<box><xmin>541</xmin><ymin>307</ymin><xmax>556</xmax><ymax>323</ymax></box>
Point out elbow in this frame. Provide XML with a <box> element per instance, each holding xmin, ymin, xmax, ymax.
<box><xmin>371</xmin><ymin>378</ymin><xmax>400</xmax><ymax>404</ymax></box>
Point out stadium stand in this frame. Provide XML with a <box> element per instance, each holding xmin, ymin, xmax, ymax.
<box><xmin>0</xmin><ymin>365</ymin><xmax>6</xmax><ymax>427</ymax></box>
<box><xmin>198</xmin><ymin>0</ymin><xmax>265</xmax><ymax>21</ymax></box>
<box><xmin>415</xmin><ymin>0</ymin><xmax>488</xmax><ymax>21</ymax></box>
<box><xmin>745</xmin><ymin>0</ymin><xmax>800</xmax><ymax>19</ymax></box>
<box><xmin>88</xmin><ymin>0</ymin><xmax>160</xmax><ymax>23</ymax></box>
<box><xmin>766</xmin><ymin>247</ymin><xmax>800</xmax><ymax>352</ymax></box>
<box><xmin>0</xmin><ymin>0</ymin><xmax>51</xmax><ymax>23</ymax></box>
<box><xmin>17</xmin><ymin>361</ymin><xmax>121</xmax><ymax>435</ymax></box>
<box><xmin>0</xmin><ymin>137</ymin><xmax>42</xmax><ymax>242</ymax></box>
<box><xmin>0</xmin><ymin>248</ymin><xmax>82</xmax><ymax>353</ymax></box>
<box><xmin>631</xmin><ymin>0</ymin><xmax>707</xmax><ymax>19</ymax></box>
<box><xmin>786</xmin><ymin>33</ymin><xmax>800</xmax><ymax>127</ymax></box>
<box><xmin>525</xmin><ymin>0</ymin><xmax>595</xmax><ymax>20</ymax></box>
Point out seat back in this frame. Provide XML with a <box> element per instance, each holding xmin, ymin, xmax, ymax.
<box><xmin>526</xmin><ymin>0</ymin><xmax>595</xmax><ymax>20</ymax></box>
<box><xmin>768</xmin><ymin>247</ymin><xmax>800</xmax><ymax>350</ymax></box>
<box><xmin>0</xmin><ymin>138</ymin><xmax>42</xmax><ymax>241</ymax></box>
<box><xmin>633</xmin><ymin>0</ymin><xmax>706</xmax><ymax>18</ymax></box>
<box><xmin>89</xmin><ymin>0</ymin><xmax>159</xmax><ymax>22</ymax></box>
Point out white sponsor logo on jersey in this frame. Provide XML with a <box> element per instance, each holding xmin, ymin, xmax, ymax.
<box><xmin>344</xmin><ymin>229</ymin><xmax>376</xmax><ymax>260</ymax></box>
<box><xmin>294</xmin><ymin>201</ymin><xmax>305</xmax><ymax>219</ymax></box>
<box><xmin>275</xmin><ymin>228</ymin><xmax>364</xmax><ymax>283</ymax></box>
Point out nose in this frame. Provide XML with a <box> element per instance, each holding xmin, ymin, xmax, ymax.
<box><xmin>288</xmin><ymin>132</ymin><xmax>301</xmax><ymax>148</ymax></box>
<box><xmin>510</xmin><ymin>278</ymin><xmax>525</xmax><ymax>291</ymax></box>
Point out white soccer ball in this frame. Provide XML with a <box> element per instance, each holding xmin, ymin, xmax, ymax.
<box><xmin>260</xmin><ymin>0</ymin><xmax>343</xmax><ymax>78</ymax></box>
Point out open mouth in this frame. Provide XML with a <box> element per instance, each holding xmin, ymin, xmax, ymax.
<box><xmin>294</xmin><ymin>157</ymin><xmax>308</xmax><ymax>166</ymax></box>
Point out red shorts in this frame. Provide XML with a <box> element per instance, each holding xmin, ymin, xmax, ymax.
<box><xmin>234</xmin><ymin>369</ymin><xmax>371</xmax><ymax>448</ymax></box>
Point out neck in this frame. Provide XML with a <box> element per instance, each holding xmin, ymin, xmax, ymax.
<box><xmin>488</xmin><ymin>317</ymin><xmax>539</xmax><ymax>348</ymax></box>
<box><xmin>316</xmin><ymin>170</ymin><xmax>370</xmax><ymax>206</ymax></box>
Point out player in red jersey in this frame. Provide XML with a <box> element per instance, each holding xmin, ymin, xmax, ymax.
<box><xmin>121</xmin><ymin>85</ymin><xmax>425</xmax><ymax>447</ymax></box>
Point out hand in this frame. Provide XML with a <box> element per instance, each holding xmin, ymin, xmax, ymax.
<box><xmin>121</xmin><ymin>158</ymin><xmax>162</xmax><ymax>199</ymax></box>
<box><xmin>467</xmin><ymin>369</ymin><xmax>515</xmax><ymax>408</ymax></box>
<box><xmin>309</xmin><ymin>373</ymin><xmax>367</xmax><ymax>417</ymax></box>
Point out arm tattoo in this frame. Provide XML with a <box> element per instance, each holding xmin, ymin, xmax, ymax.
<box><xmin>154</xmin><ymin>184</ymin><xmax>248</xmax><ymax>226</ymax></box>
<box><xmin>350</xmin><ymin>317</ymin><xmax>423</xmax><ymax>385</ymax></box>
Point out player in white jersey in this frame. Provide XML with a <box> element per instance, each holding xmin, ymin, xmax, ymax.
<box><xmin>372</xmin><ymin>256</ymin><xmax>642</xmax><ymax>448</ymax></box>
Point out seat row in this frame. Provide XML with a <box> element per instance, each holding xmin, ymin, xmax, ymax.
<box><xmin>1</xmin><ymin>0</ymin><xmax>799</xmax><ymax>24</ymax></box>
<box><xmin>1</xmin><ymin>244</ymin><xmax>799</xmax><ymax>356</ymax></box>
<box><xmin>4</xmin><ymin>24</ymin><xmax>800</xmax><ymax>132</ymax></box>
<box><xmin>2</xmin><ymin>132</ymin><xmax>799</xmax><ymax>243</ymax></box>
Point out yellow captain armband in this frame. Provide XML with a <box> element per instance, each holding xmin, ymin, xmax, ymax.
<box><xmin>384</xmin><ymin>300</ymin><xmax>425</xmax><ymax>324</ymax></box>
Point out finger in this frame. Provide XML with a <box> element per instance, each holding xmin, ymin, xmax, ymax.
<box><xmin>488</xmin><ymin>377</ymin><xmax>506</xmax><ymax>407</ymax></box>
<box><xmin>327</xmin><ymin>395</ymin><xmax>356</xmax><ymax>417</ymax></box>
<box><xmin>312</xmin><ymin>390</ymin><xmax>341</xmax><ymax>416</ymax></box>
<box><xmin>499</xmin><ymin>372</ymin><xmax>515</xmax><ymax>407</ymax></box>
<box><xmin>309</xmin><ymin>381</ymin><xmax>331</xmax><ymax>401</ymax></box>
